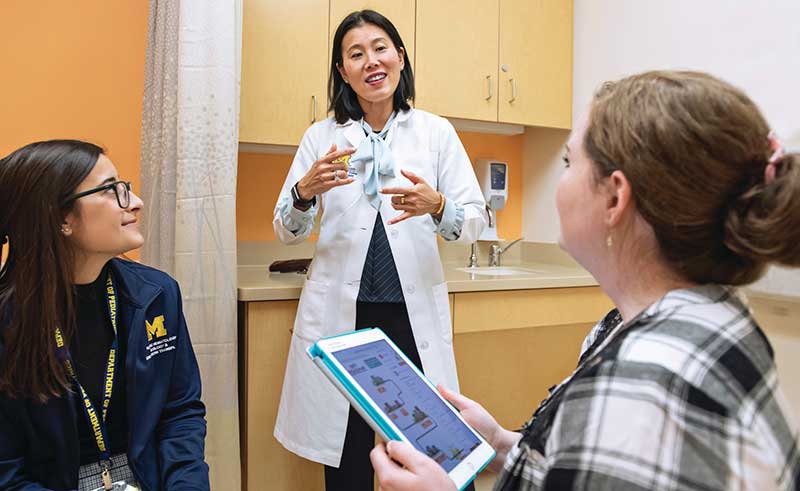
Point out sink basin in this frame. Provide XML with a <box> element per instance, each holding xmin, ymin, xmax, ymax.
<box><xmin>456</xmin><ymin>266</ymin><xmax>545</xmax><ymax>276</ymax></box>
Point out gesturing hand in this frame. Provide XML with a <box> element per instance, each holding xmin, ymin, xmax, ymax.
<box><xmin>370</xmin><ymin>440</ymin><xmax>457</xmax><ymax>491</ymax></box>
<box><xmin>296</xmin><ymin>144</ymin><xmax>356</xmax><ymax>201</ymax></box>
<box><xmin>381</xmin><ymin>169</ymin><xmax>444</xmax><ymax>225</ymax></box>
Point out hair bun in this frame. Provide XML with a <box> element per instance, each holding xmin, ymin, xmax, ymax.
<box><xmin>724</xmin><ymin>151</ymin><xmax>800</xmax><ymax>270</ymax></box>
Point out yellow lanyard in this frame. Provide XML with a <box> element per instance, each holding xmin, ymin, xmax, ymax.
<box><xmin>56</xmin><ymin>270</ymin><xmax>119</xmax><ymax>488</ymax></box>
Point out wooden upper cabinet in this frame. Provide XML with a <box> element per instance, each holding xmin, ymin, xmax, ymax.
<box><xmin>498</xmin><ymin>0</ymin><xmax>573</xmax><ymax>129</ymax></box>
<box><xmin>329</xmin><ymin>1</ymin><xmax>416</xmax><ymax>70</ymax></box>
<box><xmin>415</xmin><ymin>0</ymin><xmax>499</xmax><ymax>121</ymax></box>
<box><xmin>240</xmin><ymin>0</ymin><xmax>329</xmax><ymax>145</ymax></box>
<box><xmin>238</xmin><ymin>0</ymin><xmax>573</xmax><ymax>146</ymax></box>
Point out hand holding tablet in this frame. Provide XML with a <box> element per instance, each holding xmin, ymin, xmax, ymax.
<box><xmin>370</xmin><ymin>440</ymin><xmax>459</xmax><ymax>491</ymax></box>
<box><xmin>308</xmin><ymin>328</ymin><xmax>495</xmax><ymax>490</ymax></box>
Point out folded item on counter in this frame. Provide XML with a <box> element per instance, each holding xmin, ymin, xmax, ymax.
<box><xmin>268</xmin><ymin>258</ymin><xmax>312</xmax><ymax>274</ymax></box>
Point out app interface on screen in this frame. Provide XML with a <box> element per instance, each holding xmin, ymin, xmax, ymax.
<box><xmin>333</xmin><ymin>339</ymin><xmax>481</xmax><ymax>472</ymax></box>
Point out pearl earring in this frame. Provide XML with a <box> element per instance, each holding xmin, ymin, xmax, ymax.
<box><xmin>606</xmin><ymin>235</ymin><xmax>613</xmax><ymax>248</ymax></box>
<box><xmin>61</xmin><ymin>225</ymin><xmax>71</xmax><ymax>235</ymax></box>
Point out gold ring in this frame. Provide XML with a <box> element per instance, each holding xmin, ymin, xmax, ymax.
<box><xmin>400</xmin><ymin>196</ymin><xmax>405</xmax><ymax>205</ymax></box>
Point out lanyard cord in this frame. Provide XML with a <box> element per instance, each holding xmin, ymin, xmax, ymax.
<box><xmin>55</xmin><ymin>270</ymin><xmax>119</xmax><ymax>466</ymax></box>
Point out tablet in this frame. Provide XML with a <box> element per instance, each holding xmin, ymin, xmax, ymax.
<box><xmin>307</xmin><ymin>328</ymin><xmax>495</xmax><ymax>490</ymax></box>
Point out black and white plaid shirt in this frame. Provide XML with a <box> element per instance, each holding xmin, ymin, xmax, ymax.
<box><xmin>495</xmin><ymin>285</ymin><xmax>800</xmax><ymax>490</ymax></box>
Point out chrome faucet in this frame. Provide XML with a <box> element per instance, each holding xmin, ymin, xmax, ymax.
<box><xmin>467</xmin><ymin>242</ymin><xmax>479</xmax><ymax>268</ymax></box>
<box><xmin>488</xmin><ymin>237</ymin><xmax>523</xmax><ymax>267</ymax></box>
<box><xmin>485</xmin><ymin>204</ymin><xmax>494</xmax><ymax>228</ymax></box>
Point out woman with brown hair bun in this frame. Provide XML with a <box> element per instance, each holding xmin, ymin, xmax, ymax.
<box><xmin>370</xmin><ymin>70</ymin><xmax>800</xmax><ymax>490</ymax></box>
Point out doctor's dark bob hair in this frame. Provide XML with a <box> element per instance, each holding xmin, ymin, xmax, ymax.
<box><xmin>329</xmin><ymin>10</ymin><xmax>415</xmax><ymax>124</ymax></box>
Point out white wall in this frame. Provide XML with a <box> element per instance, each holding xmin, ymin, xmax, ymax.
<box><xmin>521</xmin><ymin>126</ymin><xmax>569</xmax><ymax>243</ymax></box>
<box><xmin>572</xmin><ymin>0</ymin><xmax>800</xmax><ymax>134</ymax></box>
<box><xmin>524</xmin><ymin>0</ymin><xmax>800</xmax><ymax>294</ymax></box>
<box><xmin>522</xmin><ymin>0</ymin><xmax>800</xmax><ymax>414</ymax></box>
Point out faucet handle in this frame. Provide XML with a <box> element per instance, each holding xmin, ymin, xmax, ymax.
<box><xmin>467</xmin><ymin>242</ymin><xmax>479</xmax><ymax>268</ymax></box>
<box><xmin>488</xmin><ymin>244</ymin><xmax>501</xmax><ymax>267</ymax></box>
<box><xmin>489</xmin><ymin>238</ymin><xmax>523</xmax><ymax>267</ymax></box>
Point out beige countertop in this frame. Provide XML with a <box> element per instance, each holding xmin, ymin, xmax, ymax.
<box><xmin>237</xmin><ymin>241</ymin><xmax>598</xmax><ymax>302</ymax></box>
<box><xmin>235</xmin><ymin>241</ymin><xmax>800</xmax><ymax>303</ymax></box>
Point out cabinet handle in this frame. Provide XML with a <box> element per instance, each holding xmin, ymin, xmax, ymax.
<box><xmin>485</xmin><ymin>75</ymin><xmax>493</xmax><ymax>101</ymax></box>
<box><xmin>509</xmin><ymin>78</ymin><xmax>517</xmax><ymax>103</ymax></box>
<box><xmin>311</xmin><ymin>95</ymin><xmax>317</xmax><ymax>123</ymax></box>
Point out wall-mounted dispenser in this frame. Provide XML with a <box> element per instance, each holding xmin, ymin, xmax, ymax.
<box><xmin>474</xmin><ymin>159</ymin><xmax>508</xmax><ymax>241</ymax></box>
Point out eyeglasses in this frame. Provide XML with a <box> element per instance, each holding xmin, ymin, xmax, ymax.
<box><xmin>65</xmin><ymin>180</ymin><xmax>132</xmax><ymax>209</ymax></box>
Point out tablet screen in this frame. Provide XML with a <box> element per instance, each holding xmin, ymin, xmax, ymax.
<box><xmin>332</xmin><ymin>339</ymin><xmax>481</xmax><ymax>472</ymax></box>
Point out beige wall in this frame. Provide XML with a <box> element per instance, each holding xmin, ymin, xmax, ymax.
<box><xmin>749</xmin><ymin>296</ymin><xmax>800</xmax><ymax>420</ymax></box>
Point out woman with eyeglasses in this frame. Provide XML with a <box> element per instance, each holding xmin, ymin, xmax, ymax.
<box><xmin>0</xmin><ymin>140</ymin><xmax>209</xmax><ymax>491</ymax></box>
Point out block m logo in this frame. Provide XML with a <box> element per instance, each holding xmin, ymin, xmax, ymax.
<box><xmin>146</xmin><ymin>315</ymin><xmax>167</xmax><ymax>341</ymax></box>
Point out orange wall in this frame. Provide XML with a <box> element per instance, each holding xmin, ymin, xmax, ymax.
<box><xmin>237</xmin><ymin>131</ymin><xmax>524</xmax><ymax>241</ymax></box>
<box><xmin>1</xmin><ymin>1</ymin><xmax>149</xmax><ymax>258</ymax></box>
<box><xmin>0</xmin><ymin>2</ymin><xmax>524</xmax><ymax>248</ymax></box>
<box><xmin>459</xmin><ymin>132</ymin><xmax>524</xmax><ymax>241</ymax></box>
<box><xmin>237</xmin><ymin>151</ymin><xmax>294</xmax><ymax>241</ymax></box>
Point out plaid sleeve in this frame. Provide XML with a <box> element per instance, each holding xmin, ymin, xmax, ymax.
<box><xmin>537</xmin><ymin>359</ymin><xmax>744</xmax><ymax>491</ymax></box>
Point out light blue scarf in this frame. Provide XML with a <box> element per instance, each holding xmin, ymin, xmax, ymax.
<box><xmin>349</xmin><ymin>112</ymin><xmax>398</xmax><ymax>209</ymax></box>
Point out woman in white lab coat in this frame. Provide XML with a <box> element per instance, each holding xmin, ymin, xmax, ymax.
<box><xmin>272</xmin><ymin>9</ymin><xmax>486</xmax><ymax>491</ymax></box>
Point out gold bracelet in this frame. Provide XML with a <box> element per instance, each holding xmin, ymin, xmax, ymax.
<box><xmin>435</xmin><ymin>192</ymin><xmax>446</xmax><ymax>215</ymax></box>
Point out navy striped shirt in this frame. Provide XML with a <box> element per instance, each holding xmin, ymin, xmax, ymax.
<box><xmin>357</xmin><ymin>212</ymin><xmax>405</xmax><ymax>303</ymax></box>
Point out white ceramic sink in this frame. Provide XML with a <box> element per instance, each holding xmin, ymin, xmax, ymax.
<box><xmin>456</xmin><ymin>266</ymin><xmax>545</xmax><ymax>276</ymax></box>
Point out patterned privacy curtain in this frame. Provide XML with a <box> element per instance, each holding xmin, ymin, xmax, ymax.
<box><xmin>140</xmin><ymin>1</ymin><xmax>243</xmax><ymax>489</ymax></box>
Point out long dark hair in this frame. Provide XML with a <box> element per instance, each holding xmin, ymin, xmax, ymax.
<box><xmin>328</xmin><ymin>10</ymin><xmax>415</xmax><ymax>124</ymax></box>
<box><xmin>0</xmin><ymin>140</ymin><xmax>103</xmax><ymax>401</ymax></box>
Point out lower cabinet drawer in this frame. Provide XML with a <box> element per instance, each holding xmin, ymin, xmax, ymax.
<box><xmin>453</xmin><ymin>286</ymin><xmax>612</xmax><ymax>334</ymax></box>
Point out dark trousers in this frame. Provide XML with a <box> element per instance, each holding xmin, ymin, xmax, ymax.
<box><xmin>324</xmin><ymin>301</ymin><xmax>475</xmax><ymax>491</ymax></box>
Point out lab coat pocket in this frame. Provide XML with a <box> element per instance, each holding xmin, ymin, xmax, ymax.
<box><xmin>294</xmin><ymin>278</ymin><xmax>328</xmax><ymax>342</ymax></box>
<box><xmin>431</xmin><ymin>281</ymin><xmax>453</xmax><ymax>344</ymax></box>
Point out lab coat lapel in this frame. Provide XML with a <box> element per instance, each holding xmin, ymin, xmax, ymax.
<box><xmin>342</xmin><ymin>121</ymin><xmax>365</xmax><ymax>150</ymax></box>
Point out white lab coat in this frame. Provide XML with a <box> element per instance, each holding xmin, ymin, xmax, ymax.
<box><xmin>272</xmin><ymin>108</ymin><xmax>487</xmax><ymax>467</ymax></box>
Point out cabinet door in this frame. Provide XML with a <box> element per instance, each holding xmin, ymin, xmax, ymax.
<box><xmin>498</xmin><ymin>0</ymin><xmax>572</xmax><ymax>129</ymax></box>
<box><xmin>452</xmin><ymin>287</ymin><xmax>613</xmax><ymax>428</ymax></box>
<box><xmin>240</xmin><ymin>301</ymin><xmax>325</xmax><ymax>491</ymax></box>
<box><xmin>330</xmin><ymin>1</ymin><xmax>416</xmax><ymax>67</ymax></box>
<box><xmin>415</xmin><ymin>0</ymin><xmax>499</xmax><ymax>121</ymax></box>
<box><xmin>240</xmin><ymin>0</ymin><xmax>328</xmax><ymax>145</ymax></box>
